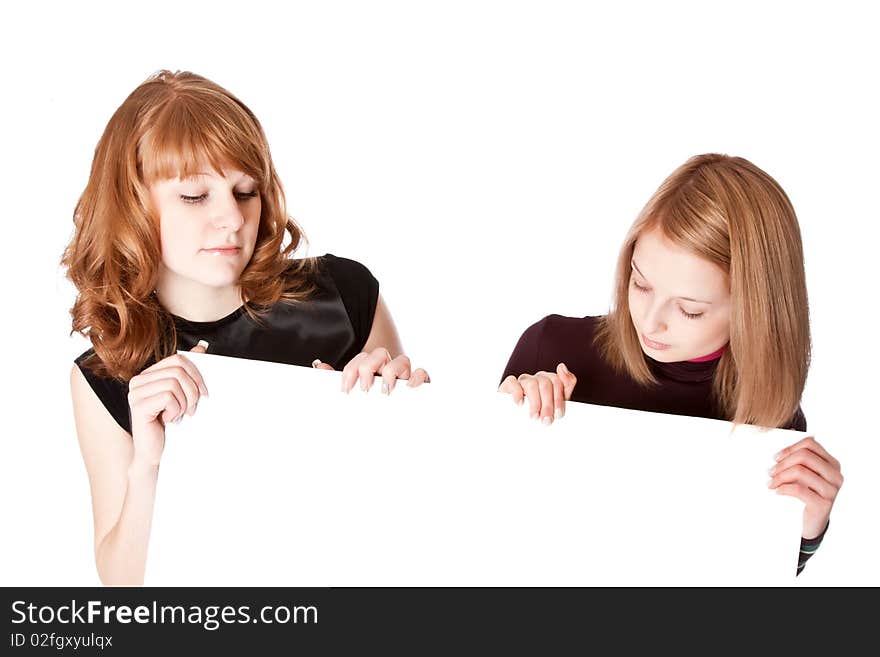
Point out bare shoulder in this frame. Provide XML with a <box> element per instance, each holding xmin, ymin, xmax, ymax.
<box><xmin>71</xmin><ymin>363</ymin><xmax>112</xmax><ymax>419</ymax></box>
<box><xmin>70</xmin><ymin>363</ymin><xmax>131</xmax><ymax>448</ymax></box>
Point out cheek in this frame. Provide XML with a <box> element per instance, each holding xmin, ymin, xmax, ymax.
<box><xmin>244</xmin><ymin>209</ymin><xmax>262</xmax><ymax>257</ymax></box>
<box><xmin>627</xmin><ymin>288</ymin><xmax>644</xmax><ymax>316</ymax></box>
<box><xmin>711</xmin><ymin>315</ymin><xmax>731</xmax><ymax>341</ymax></box>
<box><xmin>244</xmin><ymin>201</ymin><xmax>262</xmax><ymax>233</ymax></box>
<box><xmin>159</xmin><ymin>214</ymin><xmax>201</xmax><ymax>259</ymax></box>
<box><xmin>693</xmin><ymin>316</ymin><xmax>729</xmax><ymax>345</ymax></box>
<box><xmin>158</xmin><ymin>220</ymin><xmax>176</xmax><ymax>259</ymax></box>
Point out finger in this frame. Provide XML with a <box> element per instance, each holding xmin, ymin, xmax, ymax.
<box><xmin>129</xmin><ymin>366</ymin><xmax>201</xmax><ymax>418</ymax></box>
<box><xmin>358</xmin><ymin>348</ymin><xmax>393</xmax><ymax>392</ymax></box>
<box><xmin>190</xmin><ymin>339</ymin><xmax>209</xmax><ymax>354</ymax></box>
<box><xmin>518</xmin><ymin>375</ymin><xmax>541</xmax><ymax>419</ymax></box>
<box><xmin>775</xmin><ymin>436</ymin><xmax>839</xmax><ymax>469</ymax></box>
<box><xmin>557</xmin><ymin>362</ymin><xmax>578</xmax><ymax>400</ymax></box>
<box><xmin>340</xmin><ymin>352</ymin><xmax>369</xmax><ymax>393</ymax></box>
<box><xmin>156</xmin><ymin>392</ymin><xmax>184</xmax><ymax>425</ymax></box>
<box><xmin>772</xmin><ymin>449</ymin><xmax>844</xmax><ymax>490</ymax></box>
<box><xmin>536</xmin><ymin>374</ymin><xmax>556</xmax><ymax>425</ymax></box>
<box><xmin>130</xmin><ymin>387</ymin><xmax>183</xmax><ymax>426</ymax></box>
<box><xmin>548</xmin><ymin>372</ymin><xmax>565</xmax><ymax>419</ymax></box>
<box><xmin>769</xmin><ymin>464</ymin><xmax>839</xmax><ymax>501</ymax></box>
<box><xmin>139</xmin><ymin>353</ymin><xmax>208</xmax><ymax>397</ymax></box>
<box><xmin>156</xmin><ymin>391</ymin><xmax>185</xmax><ymax>426</ymax></box>
<box><xmin>128</xmin><ymin>378</ymin><xmax>186</xmax><ymax>425</ymax></box>
<box><xmin>772</xmin><ymin>483</ymin><xmax>828</xmax><ymax>511</ymax></box>
<box><xmin>499</xmin><ymin>375</ymin><xmax>524</xmax><ymax>405</ymax></box>
<box><xmin>381</xmin><ymin>355</ymin><xmax>412</xmax><ymax>394</ymax></box>
<box><xmin>406</xmin><ymin>368</ymin><xmax>431</xmax><ymax>388</ymax></box>
<box><xmin>311</xmin><ymin>358</ymin><xmax>335</xmax><ymax>371</ymax></box>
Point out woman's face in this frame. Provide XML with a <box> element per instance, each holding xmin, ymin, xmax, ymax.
<box><xmin>627</xmin><ymin>227</ymin><xmax>731</xmax><ymax>362</ymax></box>
<box><xmin>148</xmin><ymin>167</ymin><xmax>261</xmax><ymax>292</ymax></box>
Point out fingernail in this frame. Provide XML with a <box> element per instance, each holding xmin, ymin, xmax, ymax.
<box><xmin>542</xmin><ymin>416</ymin><xmax>552</xmax><ymax>426</ymax></box>
<box><xmin>768</xmin><ymin>466</ymin><xmax>776</xmax><ymax>476</ymax></box>
<box><xmin>774</xmin><ymin>451</ymin><xmax>783</xmax><ymax>461</ymax></box>
<box><xmin>382</xmin><ymin>382</ymin><xmax>389</xmax><ymax>395</ymax></box>
<box><xmin>766</xmin><ymin>478</ymin><xmax>773</xmax><ymax>488</ymax></box>
<box><xmin>555</xmin><ymin>408</ymin><xmax>563</xmax><ymax>419</ymax></box>
<box><xmin>530</xmin><ymin>411</ymin><xmax>538</xmax><ymax>420</ymax></box>
<box><xmin>560</xmin><ymin>363</ymin><xmax>569</xmax><ymax>375</ymax></box>
<box><xmin>197</xmin><ymin>340</ymin><xmax>209</xmax><ymax>350</ymax></box>
<box><xmin>174</xmin><ymin>415</ymin><xmax>183</xmax><ymax>424</ymax></box>
<box><xmin>312</xmin><ymin>359</ymin><xmax>322</xmax><ymax>368</ymax></box>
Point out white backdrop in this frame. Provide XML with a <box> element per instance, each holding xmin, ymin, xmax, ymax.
<box><xmin>1</xmin><ymin>0</ymin><xmax>877</xmax><ymax>586</ymax></box>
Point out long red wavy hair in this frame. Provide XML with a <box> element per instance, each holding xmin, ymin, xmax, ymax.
<box><xmin>62</xmin><ymin>70</ymin><xmax>316</xmax><ymax>381</ymax></box>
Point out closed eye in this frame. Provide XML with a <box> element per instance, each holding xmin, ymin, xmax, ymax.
<box><xmin>631</xmin><ymin>281</ymin><xmax>703</xmax><ymax>320</ymax></box>
<box><xmin>180</xmin><ymin>191</ymin><xmax>259</xmax><ymax>204</ymax></box>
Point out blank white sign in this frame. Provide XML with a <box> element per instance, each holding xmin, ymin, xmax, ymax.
<box><xmin>149</xmin><ymin>352</ymin><xmax>805</xmax><ymax>586</ymax></box>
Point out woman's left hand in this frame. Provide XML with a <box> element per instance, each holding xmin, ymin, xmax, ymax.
<box><xmin>768</xmin><ymin>435</ymin><xmax>843</xmax><ymax>539</ymax></box>
<box><xmin>312</xmin><ymin>348</ymin><xmax>430</xmax><ymax>394</ymax></box>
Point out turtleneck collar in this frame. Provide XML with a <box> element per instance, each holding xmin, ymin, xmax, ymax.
<box><xmin>687</xmin><ymin>344</ymin><xmax>727</xmax><ymax>363</ymax></box>
<box><xmin>647</xmin><ymin>344</ymin><xmax>727</xmax><ymax>383</ymax></box>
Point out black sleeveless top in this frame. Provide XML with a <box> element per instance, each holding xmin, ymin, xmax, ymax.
<box><xmin>74</xmin><ymin>254</ymin><xmax>379</xmax><ymax>435</ymax></box>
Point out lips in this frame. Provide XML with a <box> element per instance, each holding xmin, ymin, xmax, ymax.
<box><xmin>202</xmin><ymin>246</ymin><xmax>241</xmax><ymax>254</ymax></box>
<box><xmin>642</xmin><ymin>333</ymin><xmax>671</xmax><ymax>349</ymax></box>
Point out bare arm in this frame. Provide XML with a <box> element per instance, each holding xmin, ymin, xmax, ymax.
<box><xmin>70</xmin><ymin>365</ymin><xmax>156</xmax><ymax>585</ymax></box>
<box><xmin>361</xmin><ymin>294</ymin><xmax>404</xmax><ymax>357</ymax></box>
<box><xmin>69</xmin><ymin>346</ymin><xmax>206</xmax><ymax>585</ymax></box>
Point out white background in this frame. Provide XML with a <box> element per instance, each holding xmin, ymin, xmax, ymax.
<box><xmin>1</xmin><ymin>0</ymin><xmax>877</xmax><ymax>585</ymax></box>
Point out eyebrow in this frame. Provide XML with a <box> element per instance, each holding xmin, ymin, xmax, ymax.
<box><xmin>183</xmin><ymin>172</ymin><xmax>253</xmax><ymax>184</ymax></box>
<box><xmin>630</xmin><ymin>260</ymin><xmax>713</xmax><ymax>304</ymax></box>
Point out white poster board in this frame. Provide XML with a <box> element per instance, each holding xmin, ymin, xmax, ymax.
<box><xmin>149</xmin><ymin>352</ymin><xmax>804</xmax><ymax>586</ymax></box>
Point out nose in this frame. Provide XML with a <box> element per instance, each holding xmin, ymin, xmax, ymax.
<box><xmin>641</xmin><ymin>298</ymin><xmax>668</xmax><ymax>336</ymax></box>
<box><xmin>210</xmin><ymin>192</ymin><xmax>246</xmax><ymax>231</ymax></box>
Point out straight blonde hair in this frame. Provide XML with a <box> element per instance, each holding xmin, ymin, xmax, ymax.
<box><xmin>593</xmin><ymin>154</ymin><xmax>811</xmax><ymax>430</ymax></box>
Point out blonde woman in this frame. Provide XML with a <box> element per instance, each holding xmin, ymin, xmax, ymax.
<box><xmin>499</xmin><ymin>154</ymin><xmax>842</xmax><ymax>575</ymax></box>
<box><xmin>63</xmin><ymin>70</ymin><xmax>429</xmax><ymax>585</ymax></box>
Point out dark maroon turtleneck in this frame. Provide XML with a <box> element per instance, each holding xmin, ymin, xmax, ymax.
<box><xmin>500</xmin><ymin>314</ymin><xmax>806</xmax><ymax>432</ymax></box>
<box><xmin>687</xmin><ymin>344</ymin><xmax>727</xmax><ymax>362</ymax></box>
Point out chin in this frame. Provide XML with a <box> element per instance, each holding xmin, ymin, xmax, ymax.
<box><xmin>207</xmin><ymin>275</ymin><xmax>244</xmax><ymax>288</ymax></box>
<box><xmin>186</xmin><ymin>271</ymin><xmax>244</xmax><ymax>289</ymax></box>
<box><xmin>643</xmin><ymin>349</ymin><xmax>678</xmax><ymax>362</ymax></box>
<box><xmin>199</xmin><ymin>263</ymin><xmax>248</xmax><ymax>284</ymax></box>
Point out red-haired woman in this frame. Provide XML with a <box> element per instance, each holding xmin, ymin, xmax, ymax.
<box><xmin>499</xmin><ymin>154</ymin><xmax>842</xmax><ymax>575</ymax></box>
<box><xmin>62</xmin><ymin>70</ymin><xmax>429</xmax><ymax>585</ymax></box>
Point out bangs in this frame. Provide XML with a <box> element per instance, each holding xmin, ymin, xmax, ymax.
<box><xmin>137</xmin><ymin>94</ymin><xmax>266</xmax><ymax>186</ymax></box>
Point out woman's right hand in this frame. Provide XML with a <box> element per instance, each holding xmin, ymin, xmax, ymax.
<box><xmin>498</xmin><ymin>363</ymin><xmax>577</xmax><ymax>425</ymax></box>
<box><xmin>127</xmin><ymin>342</ymin><xmax>210</xmax><ymax>467</ymax></box>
